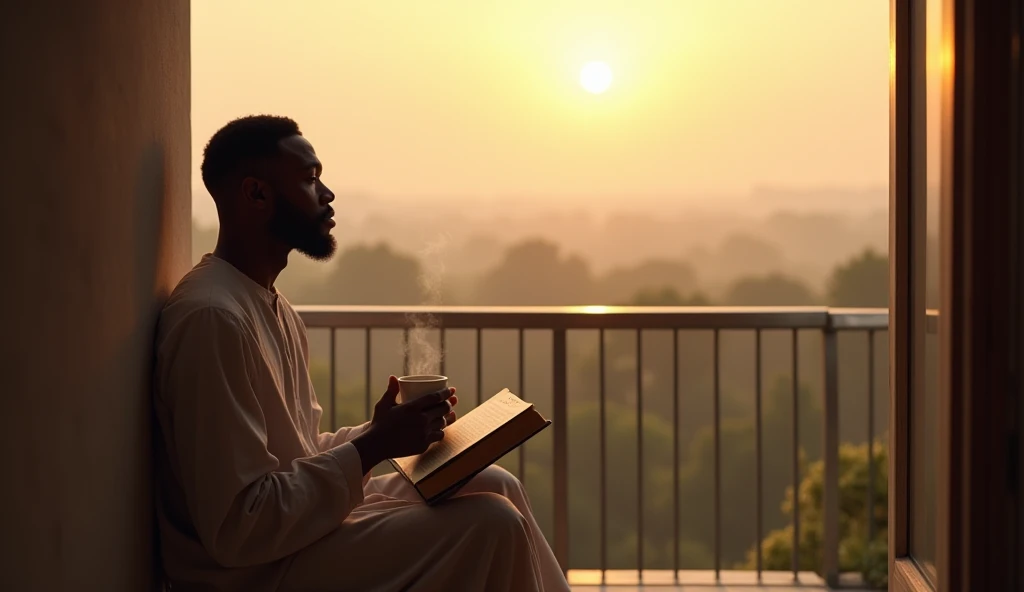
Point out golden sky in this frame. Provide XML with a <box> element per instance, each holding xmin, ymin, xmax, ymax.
<box><xmin>192</xmin><ymin>1</ymin><xmax>888</xmax><ymax>224</ymax></box>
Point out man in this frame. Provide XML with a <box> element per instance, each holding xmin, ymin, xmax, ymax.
<box><xmin>153</xmin><ymin>115</ymin><xmax>569</xmax><ymax>591</ymax></box>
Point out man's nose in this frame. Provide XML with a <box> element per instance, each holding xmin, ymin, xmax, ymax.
<box><xmin>320</xmin><ymin>184</ymin><xmax>335</xmax><ymax>204</ymax></box>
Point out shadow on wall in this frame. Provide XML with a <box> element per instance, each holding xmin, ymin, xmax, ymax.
<box><xmin>133</xmin><ymin>142</ymin><xmax>167</xmax><ymax>590</ymax></box>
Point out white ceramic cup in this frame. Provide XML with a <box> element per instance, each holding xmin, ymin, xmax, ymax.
<box><xmin>397</xmin><ymin>375</ymin><xmax>449</xmax><ymax>404</ymax></box>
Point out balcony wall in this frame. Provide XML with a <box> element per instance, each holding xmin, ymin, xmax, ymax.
<box><xmin>0</xmin><ymin>2</ymin><xmax>191</xmax><ymax>590</ymax></box>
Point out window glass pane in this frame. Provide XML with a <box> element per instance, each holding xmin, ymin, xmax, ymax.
<box><xmin>909</xmin><ymin>0</ymin><xmax>943</xmax><ymax>583</ymax></box>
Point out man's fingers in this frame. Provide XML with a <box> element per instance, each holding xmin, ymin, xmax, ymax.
<box><xmin>445</xmin><ymin>411</ymin><xmax>457</xmax><ymax>425</ymax></box>
<box><xmin>421</xmin><ymin>399</ymin><xmax>453</xmax><ymax>419</ymax></box>
<box><xmin>426</xmin><ymin>430</ymin><xmax>445</xmax><ymax>443</ymax></box>
<box><xmin>377</xmin><ymin>375</ymin><xmax>400</xmax><ymax>407</ymax></box>
<box><xmin>428</xmin><ymin>417</ymin><xmax>447</xmax><ymax>432</ymax></box>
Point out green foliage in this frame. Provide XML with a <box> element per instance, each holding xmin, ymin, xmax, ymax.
<box><xmin>709</xmin><ymin>234</ymin><xmax>787</xmax><ymax>279</ymax></box>
<box><xmin>476</xmin><ymin>239</ymin><xmax>595</xmax><ymax>305</ymax></box>
<box><xmin>303</xmin><ymin>243</ymin><xmax>424</xmax><ymax>305</ymax></box>
<box><xmin>744</xmin><ymin>441</ymin><xmax>888</xmax><ymax>588</ymax></box>
<box><xmin>600</xmin><ymin>259</ymin><xmax>699</xmax><ymax>304</ymax></box>
<box><xmin>625</xmin><ymin>286</ymin><xmax>713</xmax><ymax>306</ymax></box>
<box><xmin>677</xmin><ymin>376</ymin><xmax>822</xmax><ymax>566</ymax></box>
<box><xmin>826</xmin><ymin>249</ymin><xmax>888</xmax><ymax>308</ymax></box>
<box><xmin>725</xmin><ymin>274</ymin><xmax>819</xmax><ymax>306</ymax></box>
<box><xmin>309</xmin><ymin>360</ymin><xmax>371</xmax><ymax>431</ymax></box>
<box><xmin>567</xmin><ymin>401</ymin><xmax>677</xmax><ymax>568</ymax></box>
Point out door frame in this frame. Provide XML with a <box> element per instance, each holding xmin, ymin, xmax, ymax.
<box><xmin>889</xmin><ymin>0</ymin><xmax>1022</xmax><ymax>590</ymax></box>
<box><xmin>888</xmin><ymin>0</ymin><xmax>927</xmax><ymax>587</ymax></box>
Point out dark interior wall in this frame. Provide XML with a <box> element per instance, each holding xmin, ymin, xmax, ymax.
<box><xmin>0</xmin><ymin>1</ymin><xmax>190</xmax><ymax>589</ymax></box>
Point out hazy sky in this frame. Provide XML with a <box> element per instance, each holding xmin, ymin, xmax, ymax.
<box><xmin>192</xmin><ymin>1</ymin><xmax>888</xmax><ymax>225</ymax></box>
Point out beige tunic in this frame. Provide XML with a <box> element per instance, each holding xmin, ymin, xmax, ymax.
<box><xmin>153</xmin><ymin>255</ymin><xmax>567</xmax><ymax>591</ymax></box>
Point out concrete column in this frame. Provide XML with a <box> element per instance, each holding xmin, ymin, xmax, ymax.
<box><xmin>0</xmin><ymin>1</ymin><xmax>190</xmax><ymax>590</ymax></box>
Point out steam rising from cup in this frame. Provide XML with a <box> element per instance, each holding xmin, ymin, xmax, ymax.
<box><xmin>404</xmin><ymin>235</ymin><xmax>449</xmax><ymax>374</ymax></box>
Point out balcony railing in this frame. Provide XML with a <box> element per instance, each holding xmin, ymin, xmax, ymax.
<box><xmin>296</xmin><ymin>306</ymin><xmax>889</xmax><ymax>589</ymax></box>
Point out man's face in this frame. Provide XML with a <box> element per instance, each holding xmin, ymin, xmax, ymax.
<box><xmin>264</xmin><ymin>135</ymin><xmax>337</xmax><ymax>260</ymax></box>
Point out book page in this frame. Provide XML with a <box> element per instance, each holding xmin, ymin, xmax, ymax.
<box><xmin>395</xmin><ymin>389</ymin><xmax>531</xmax><ymax>483</ymax></box>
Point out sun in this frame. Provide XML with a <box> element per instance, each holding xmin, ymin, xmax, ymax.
<box><xmin>579</xmin><ymin>61</ymin><xmax>613</xmax><ymax>94</ymax></box>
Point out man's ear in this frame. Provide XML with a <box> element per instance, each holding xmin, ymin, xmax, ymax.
<box><xmin>240</xmin><ymin>177</ymin><xmax>270</xmax><ymax>209</ymax></box>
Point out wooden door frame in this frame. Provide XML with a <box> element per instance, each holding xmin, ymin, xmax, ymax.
<box><xmin>888</xmin><ymin>0</ymin><xmax>928</xmax><ymax>587</ymax></box>
<box><xmin>890</xmin><ymin>0</ymin><xmax>1022</xmax><ymax>590</ymax></box>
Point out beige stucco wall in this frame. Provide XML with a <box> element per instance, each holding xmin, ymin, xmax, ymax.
<box><xmin>0</xmin><ymin>1</ymin><xmax>190</xmax><ymax>589</ymax></box>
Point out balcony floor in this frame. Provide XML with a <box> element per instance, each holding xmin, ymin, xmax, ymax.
<box><xmin>568</xmin><ymin>570</ymin><xmax>869</xmax><ymax>591</ymax></box>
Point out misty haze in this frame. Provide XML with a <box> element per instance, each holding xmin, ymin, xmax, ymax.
<box><xmin>192</xmin><ymin>186</ymin><xmax>892</xmax><ymax>309</ymax></box>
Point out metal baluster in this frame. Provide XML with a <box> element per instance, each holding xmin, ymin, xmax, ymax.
<box><xmin>714</xmin><ymin>329</ymin><xmax>721</xmax><ymax>580</ymax></box>
<box><xmin>791</xmin><ymin>329</ymin><xmax>800</xmax><ymax>580</ymax></box>
<box><xmin>364</xmin><ymin>328</ymin><xmax>371</xmax><ymax>421</ymax></box>
<box><xmin>329</xmin><ymin>328</ymin><xmax>337</xmax><ymax>432</ymax></box>
<box><xmin>822</xmin><ymin>328</ymin><xmax>840</xmax><ymax>587</ymax></box>
<box><xmin>867</xmin><ymin>330</ymin><xmax>876</xmax><ymax>542</ymax></box>
<box><xmin>476</xmin><ymin>328</ymin><xmax>483</xmax><ymax>406</ymax></box>
<box><xmin>553</xmin><ymin>329</ymin><xmax>569</xmax><ymax>574</ymax></box>
<box><xmin>672</xmin><ymin>328</ymin><xmax>680</xmax><ymax>582</ymax></box>
<box><xmin>518</xmin><ymin>328</ymin><xmax>526</xmax><ymax>485</ymax></box>
<box><xmin>755</xmin><ymin>329</ymin><xmax>763</xmax><ymax>579</ymax></box>
<box><xmin>600</xmin><ymin>329</ymin><xmax>607</xmax><ymax>584</ymax></box>
<box><xmin>636</xmin><ymin>329</ymin><xmax>644</xmax><ymax>581</ymax></box>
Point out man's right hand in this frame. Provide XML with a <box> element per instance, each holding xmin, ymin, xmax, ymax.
<box><xmin>351</xmin><ymin>376</ymin><xmax>456</xmax><ymax>474</ymax></box>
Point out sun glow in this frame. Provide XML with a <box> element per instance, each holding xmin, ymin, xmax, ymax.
<box><xmin>579</xmin><ymin>61</ymin><xmax>613</xmax><ymax>94</ymax></box>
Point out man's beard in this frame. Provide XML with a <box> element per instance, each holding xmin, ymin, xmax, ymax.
<box><xmin>268</xmin><ymin>195</ymin><xmax>336</xmax><ymax>261</ymax></box>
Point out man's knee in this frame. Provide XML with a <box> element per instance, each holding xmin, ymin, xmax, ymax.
<box><xmin>457</xmin><ymin>492</ymin><xmax>528</xmax><ymax>539</ymax></box>
<box><xmin>471</xmin><ymin>465</ymin><xmax>524</xmax><ymax>495</ymax></box>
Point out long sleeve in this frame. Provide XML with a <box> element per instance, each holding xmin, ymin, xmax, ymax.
<box><xmin>318</xmin><ymin>422</ymin><xmax>373</xmax><ymax>487</ymax></box>
<box><xmin>156</xmin><ymin>307</ymin><xmax>365</xmax><ymax>568</ymax></box>
<box><xmin>317</xmin><ymin>422</ymin><xmax>369</xmax><ymax>452</ymax></box>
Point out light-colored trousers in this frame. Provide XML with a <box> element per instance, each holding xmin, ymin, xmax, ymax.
<box><xmin>279</xmin><ymin>465</ymin><xmax>570</xmax><ymax>592</ymax></box>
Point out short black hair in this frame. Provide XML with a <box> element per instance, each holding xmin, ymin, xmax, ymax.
<box><xmin>200</xmin><ymin>115</ymin><xmax>302</xmax><ymax>197</ymax></box>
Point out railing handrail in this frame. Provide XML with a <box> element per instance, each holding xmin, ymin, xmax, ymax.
<box><xmin>294</xmin><ymin>305</ymin><xmax>889</xmax><ymax>331</ymax></box>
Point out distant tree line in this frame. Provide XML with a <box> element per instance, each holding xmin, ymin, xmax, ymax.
<box><xmin>194</xmin><ymin>220</ymin><xmax>888</xmax><ymax>309</ymax></box>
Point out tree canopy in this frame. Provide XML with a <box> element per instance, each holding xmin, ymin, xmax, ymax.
<box><xmin>826</xmin><ymin>249</ymin><xmax>888</xmax><ymax>308</ymax></box>
<box><xmin>725</xmin><ymin>274</ymin><xmax>819</xmax><ymax>306</ymax></box>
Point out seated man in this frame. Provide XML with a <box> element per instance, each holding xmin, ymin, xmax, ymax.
<box><xmin>153</xmin><ymin>115</ymin><xmax>569</xmax><ymax>591</ymax></box>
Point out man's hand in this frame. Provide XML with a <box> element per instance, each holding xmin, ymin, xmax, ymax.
<box><xmin>444</xmin><ymin>395</ymin><xmax>458</xmax><ymax>426</ymax></box>
<box><xmin>351</xmin><ymin>376</ymin><xmax>457</xmax><ymax>474</ymax></box>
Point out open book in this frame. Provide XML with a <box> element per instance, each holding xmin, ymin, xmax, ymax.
<box><xmin>388</xmin><ymin>389</ymin><xmax>551</xmax><ymax>504</ymax></box>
